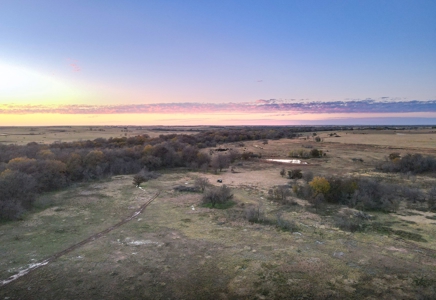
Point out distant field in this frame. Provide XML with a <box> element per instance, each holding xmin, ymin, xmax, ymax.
<box><xmin>0</xmin><ymin>126</ymin><xmax>202</xmax><ymax>145</ymax></box>
<box><xmin>321</xmin><ymin>129</ymin><xmax>436</xmax><ymax>149</ymax></box>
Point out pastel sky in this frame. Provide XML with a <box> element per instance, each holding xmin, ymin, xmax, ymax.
<box><xmin>1</xmin><ymin>0</ymin><xmax>435</xmax><ymax>125</ymax></box>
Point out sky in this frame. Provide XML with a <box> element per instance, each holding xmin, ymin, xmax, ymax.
<box><xmin>0</xmin><ymin>0</ymin><xmax>435</xmax><ymax>125</ymax></box>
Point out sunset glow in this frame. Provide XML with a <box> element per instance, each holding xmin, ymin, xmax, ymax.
<box><xmin>1</xmin><ymin>1</ymin><xmax>435</xmax><ymax>125</ymax></box>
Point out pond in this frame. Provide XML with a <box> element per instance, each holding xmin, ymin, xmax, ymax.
<box><xmin>265</xmin><ymin>159</ymin><xmax>308</xmax><ymax>164</ymax></box>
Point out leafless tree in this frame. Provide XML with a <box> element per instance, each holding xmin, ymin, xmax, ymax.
<box><xmin>194</xmin><ymin>177</ymin><xmax>209</xmax><ymax>192</ymax></box>
<box><xmin>211</xmin><ymin>154</ymin><xmax>230</xmax><ymax>173</ymax></box>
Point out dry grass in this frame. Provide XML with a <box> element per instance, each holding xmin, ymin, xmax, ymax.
<box><xmin>0</xmin><ymin>126</ymin><xmax>201</xmax><ymax>145</ymax></box>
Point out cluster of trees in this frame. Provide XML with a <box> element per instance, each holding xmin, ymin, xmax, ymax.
<box><xmin>376</xmin><ymin>153</ymin><xmax>436</xmax><ymax>174</ymax></box>
<box><xmin>289</xmin><ymin>148</ymin><xmax>324</xmax><ymax>158</ymax></box>
<box><xmin>293</xmin><ymin>176</ymin><xmax>400</xmax><ymax>212</ymax></box>
<box><xmin>292</xmin><ymin>175</ymin><xmax>436</xmax><ymax>213</ymax></box>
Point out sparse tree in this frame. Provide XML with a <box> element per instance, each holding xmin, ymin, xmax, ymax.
<box><xmin>195</xmin><ymin>177</ymin><xmax>209</xmax><ymax>192</ymax></box>
<box><xmin>228</xmin><ymin>149</ymin><xmax>241</xmax><ymax>163</ymax></box>
<box><xmin>211</xmin><ymin>154</ymin><xmax>230</xmax><ymax>173</ymax></box>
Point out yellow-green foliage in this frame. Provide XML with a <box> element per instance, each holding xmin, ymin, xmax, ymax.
<box><xmin>309</xmin><ymin>176</ymin><xmax>330</xmax><ymax>195</ymax></box>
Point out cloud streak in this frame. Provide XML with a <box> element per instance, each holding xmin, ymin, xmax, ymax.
<box><xmin>1</xmin><ymin>99</ymin><xmax>436</xmax><ymax>115</ymax></box>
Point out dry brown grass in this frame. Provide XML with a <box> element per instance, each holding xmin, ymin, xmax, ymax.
<box><xmin>0</xmin><ymin>126</ymin><xmax>201</xmax><ymax>145</ymax></box>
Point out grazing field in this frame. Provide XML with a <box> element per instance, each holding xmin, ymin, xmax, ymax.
<box><xmin>0</xmin><ymin>126</ymin><xmax>201</xmax><ymax>145</ymax></box>
<box><xmin>321</xmin><ymin>129</ymin><xmax>436</xmax><ymax>149</ymax></box>
<box><xmin>1</xmin><ymin>130</ymin><xmax>436</xmax><ymax>299</ymax></box>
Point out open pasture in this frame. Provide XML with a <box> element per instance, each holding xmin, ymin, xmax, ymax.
<box><xmin>321</xmin><ymin>128</ymin><xmax>436</xmax><ymax>150</ymax></box>
<box><xmin>0</xmin><ymin>126</ymin><xmax>201</xmax><ymax>145</ymax></box>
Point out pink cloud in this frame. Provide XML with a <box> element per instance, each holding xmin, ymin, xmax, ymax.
<box><xmin>1</xmin><ymin>99</ymin><xmax>435</xmax><ymax>115</ymax></box>
<box><xmin>67</xmin><ymin>58</ymin><xmax>81</xmax><ymax>72</ymax></box>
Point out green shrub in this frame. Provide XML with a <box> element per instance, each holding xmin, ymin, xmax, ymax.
<box><xmin>202</xmin><ymin>185</ymin><xmax>233</xmax><ymax>208</ymax></box>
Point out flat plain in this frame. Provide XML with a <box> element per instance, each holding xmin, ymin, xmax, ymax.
<box><xmin>1</xmin><ymin>128</ymin><xmax>436</xmax><ymax>299</ymax></box>
<box><xmin>0</xmin><ymin>126</ymin><xmax>202</xmax><ymax>145</ymax></box>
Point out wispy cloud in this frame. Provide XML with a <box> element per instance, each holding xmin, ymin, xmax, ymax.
<box><xmin>67</xmin><ymin>59</ymin><xmax>81</xmax><ymax>72</ymax></box>
<box><xmin>1</xmin><ymin>99</ymin><xmax>436</xmax><ymax>115</ymax></box>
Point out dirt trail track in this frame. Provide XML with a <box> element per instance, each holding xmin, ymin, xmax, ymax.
<box><xmin>0</xmin><ymin>188</ymin><xmax>160</xmax><ymax>287</ymax></box>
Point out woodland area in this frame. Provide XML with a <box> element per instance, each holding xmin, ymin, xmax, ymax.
<box><xmin>0</xmin><ymin>126</ymin><xmax>331</xmax><ymax>220</ymax></box>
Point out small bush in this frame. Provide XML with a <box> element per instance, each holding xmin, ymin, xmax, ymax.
<box><xmin>194</xmin><ymin>177</ymin><xmax>210</xmax><ymax>192</ymax></box>
<box><xmin>335</xmin><ymin>216</ymin><xmax>367</xmax><ymax>232</ymax></box>
<box><xmin>133</xmin><ymin>168</ymin><xmax>160</xmax><ymax>186</ymax></box>
<box><xmin>309</xmin><ymin>177</ymin><xmax>330</xmax><ymax>196</ymax></box>
<box><xmin>202</xmin><ymin>185</ymin><xmax>233</xmax><ymax>208</ymax></box>
<box><xmin>308</xmin><ymin>193</ymin><xmax>325</xmax><ymax>209</ymax></box>
<box><xmin>297</xmin><ymin>184</ymin><xmax>313</xmax><ymax>199</ymax></box>
<box><xmin>268</xmin><ymin>185</ymin><xmax>291</xmax><ymax>203</ymax></box>
<box><xmin>324</xmin><ymin>176</ymin><xmax>358</xmax><ymax>204</ymax></box>
<box><xmin>334</xmin><ymin>210</ymin><xmax>371</xmax><ymax>232</ymax></box>
<box><xmin>246</xmin><ymin>209</ymin><xmax>299</xmax><ymax>232</ymax></box>
<box><xmin>275</xmin><ymin>213</ymin><xmax>299</xmax><ymax>232</ymax></box>
<box><xmin>310</xmin><ymin>148</ymin><xmax>322</xmax><ymax>158</ymax></box>
<box><xmin>288</xmin><ymin>169</ymin><xmax>302</xmax><ymax>179</ymax></box>
<box><xmin>245</xmin><ymin>205</ymin><xmax>265</xmax><ymax>223</ymax></box>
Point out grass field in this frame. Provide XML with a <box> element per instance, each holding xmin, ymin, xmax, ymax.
<box><xmin>1</xmin><ymin>130</ymin><xmax>436</xmax><ymax>299</ymax></box>
<box><xmin>0</xmin><ymin>126</ymin><xmax>202</xmax><ymax>145</ymax></box>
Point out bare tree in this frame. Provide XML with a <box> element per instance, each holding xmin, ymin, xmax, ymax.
<box><xmin>195</xmin><ymin>177</ymin><xmax>209</xmax><ymax>192</ymax></box>
<box><xmin>211</xmin><ymin>154</ymin><xmax>230</xmax><ymax>173</ymax></box>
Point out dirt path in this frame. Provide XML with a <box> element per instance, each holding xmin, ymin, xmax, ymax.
<box><xmin>0</xmin><ymin>188</ymin><xmax>160</xmax><ymax>287</ymax></box>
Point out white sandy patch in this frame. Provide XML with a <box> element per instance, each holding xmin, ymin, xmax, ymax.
<box><xmin>125</xmin><ymin>238</ymin><xmax>163</xmax><ymax>246</ymax></box>
<box><xmin>0</xmin><ymin>260</ymin><xmax>49</xmax><ymax>287</ymax></box>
